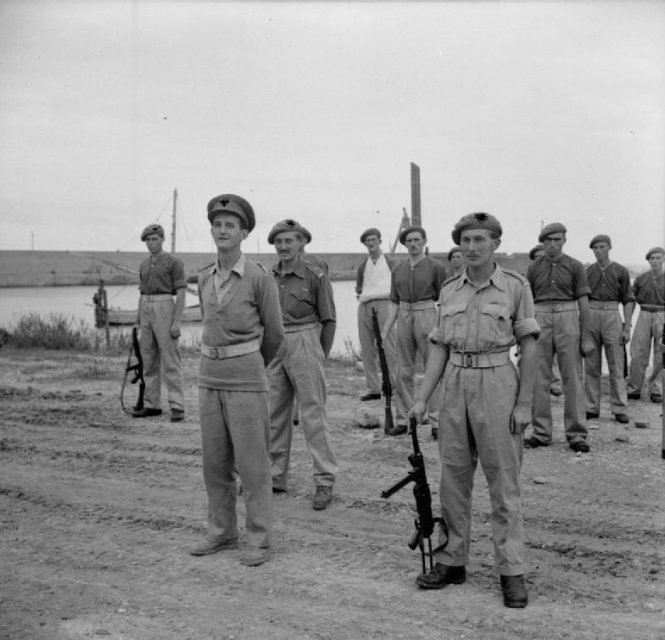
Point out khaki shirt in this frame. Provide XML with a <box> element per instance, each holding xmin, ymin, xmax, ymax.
<box><xmin>430</xmin><ymin>264</ymin><xmax>540</xmax><ymax>353</ymax></box>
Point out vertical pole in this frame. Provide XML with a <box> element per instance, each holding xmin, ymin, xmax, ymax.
<box><xmin>171</xmin><ymin>188</ymin><xmax>178</xmax><ymax>254</ymax></box>
<box><xmin>410</xmin><ymin>162</ymin><xmax>421</xmax><ymax>227</ymax></box>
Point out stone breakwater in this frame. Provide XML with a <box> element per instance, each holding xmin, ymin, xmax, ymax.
<box><xmin>0</xmin><ymin>250</ymin><xmax>530</xmax><ymax>287</ymax></box>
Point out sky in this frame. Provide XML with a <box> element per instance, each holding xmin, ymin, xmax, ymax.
<box><xmin>1</xmin><ymin>0</ymin><xmax>664</xmax><ymax>268</ymax></box>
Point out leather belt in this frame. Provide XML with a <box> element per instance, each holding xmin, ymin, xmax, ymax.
<box><xmin>640</xmin><ymin>305</ymin><xmax>665</xmax><ymax>312</ymax></box>
<box><xmin>399</xmin><ymin>300</ymin><xmax>436</xmax><ymax>311</ymax></box>
<box><xmin>448</xmin><ymin>350</ymin><xmax>512</xmax><ymax>368</ymax></box>
<box><xmin>589</xmin><ymin>301</ymin><xmax>619</xmax><ymax>310</ymax></box>
<box><xmin>284</xmin><ymin>322</ymin><xmax>321</xmax><ymax>333</ymax></box>
<box><xmin>141</xmin><ymin>294</ymin><xmax>173</xmax><ymax>302</ymax></box>
<box><xmin>534</xmin><ymin>301</ymin><xmax>578</xmax><ymax>312</ymax></box>
<box><xmin>201</xmin><ymin>339</ymin><xmax>260</xmax><ymax>360</ymax></box>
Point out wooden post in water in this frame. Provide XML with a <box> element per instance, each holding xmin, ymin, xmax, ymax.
<box><xmin>410</xmin><ymin>162</ymin><xmax>421</xmax><ymax>227</ymax></box>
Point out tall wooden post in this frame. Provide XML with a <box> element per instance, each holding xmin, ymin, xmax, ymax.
<box><xmin>171</xmin><ymin>188</ymin><xmax>178</xmax><ymax>254</ymax></box>
<box><xmin>410</xmin><ymin>162</ymin><xmax>421</xmax><ymax>227</ymax></box>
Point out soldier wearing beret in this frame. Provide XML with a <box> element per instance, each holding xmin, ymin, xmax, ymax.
<box><xmin>190</xmin><ymin>194</ymin><xmax>285</xmax><ymax>566</ymax></box>
<box><xmin>382</xmin><ymin>225</ymin><xmax>446</xmax><ymax>437</ymax></box>
<box><xmin>524</xmin><ymin>222</ymin><xmax>594</xmax><ymax>453</ymax></box>
<box><xmin>355</xmin><ymin>228</ymin><xmax>402</xmax><ymax>416</ymax></box>
<box><xmin>445</xmin><ymin>246</ymin><xmax>465</xmax><ymax>279</ymax></box>
<box><xmin>626</xmin><ymin>246</ymin><xmax>665</xmax><ymax>403</ymax></box>
<box><xmin>584</xmin><ymin>235</ymin><xmax>635</xmax><ymax>423</ymax></box>
<box><xmin>267</xmin><ymin>219</ymin><xmax>338</xmax><ymax>510</ymax></box>
<box><xmin>133</xmin><ymin>223</ymin><xmax>186</xmax><ymax>421</ymax></box>
<box><xmin>412</xmin><ymin>212</ymin><xmax>539</xmax><ymax>608</ymax></box>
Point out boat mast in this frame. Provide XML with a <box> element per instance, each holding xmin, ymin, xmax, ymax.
<box><xmin>171</xmin><ymin>188</ymin><xmax>178</xmax><ymax>253</ymax></box>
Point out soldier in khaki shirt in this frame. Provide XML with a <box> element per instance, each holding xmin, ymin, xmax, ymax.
<box><xmin>412</xmin><ymin>212</ymin><xmax>539</xmax><ymax>609</ymax></box>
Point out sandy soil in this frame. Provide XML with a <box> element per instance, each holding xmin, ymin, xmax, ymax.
<box><xmin>1</xmin><ymin>348</ymin><xmax>664</xmax><ymax>640</ymax></box>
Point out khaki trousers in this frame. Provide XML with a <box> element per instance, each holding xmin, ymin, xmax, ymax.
<box><xmin>268</xmin><ymin>327</ymin><xmax>338</xmax><ymax>490</ymax></box>
<box><xmin>584</xmin><ymin>308</ymin><xmax>628</xmax><ymax>414</ymax></box>
<box><xmin>138</xmin><ymin>298</ymin><xmax>184</xmax><ymax>411</ymax></box>
<box><xmin>434</xmin><ymin>363</ymin><xmax>525</xmax><ymax>576</ymax></box>
<box><xmin>396</xmin><ymin>306</ymin><xmax>439</xmax><ymax>429</ymax></box>
<box><xmin>627</xmin><ymin>310</ymin><xmax>664</xmax><ymax>398</ymax></box>
<box><xmin>357</xmin><ymin>299</ymin><xmax>406</xmax><ymax>421</ymax></box>
<box><xmin>198</xmin><ymin>388</ymin><xmax>272</xmax><ymax>549</ymax></box>
<box><xmin>531</xmin><ymin>307</ymin><xmax>587</xmax><ymax>444</ymax></box>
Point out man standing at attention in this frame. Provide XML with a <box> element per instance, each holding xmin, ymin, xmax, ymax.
<box><xmin>190</xmin><ymin>194</ymin><xmax>284</xmax><ymax>566</ymax></box>
<box><xmin>584</xmin><ymin>235</ymin><xmax>635</xmax><ymax>423</ymax></box>
<box><xmin>524</xmin><ymin>222</ymin><xmax>594</xmax><ymax>453</ymax></box>
<box><xmin>382</xmin><ymin>225</ymin><xmax>446</xmax><ymax>437</ymax></box>
<box><xmin>355</xmin><ymin>228</ymin><xmax>402</xmax><ymax>412</ymax></box>
<box><xmin>412</xmin><ymin>212</ymin><xmax>539</xmax><ymax>608</ymax></box>
<box><xmin>627</xmin><ymin>246</ymin><xmax>665</xmax><ymax>404</ymax></box>
<box><xmin>267</xmin><ymin>219</ymin><xmax>338</xmax><ymax>511</ymax></box>
<box><xmin>133</xmin><ymin>223</ymin><xmax>186</xmax><ymax>422</ymax></box>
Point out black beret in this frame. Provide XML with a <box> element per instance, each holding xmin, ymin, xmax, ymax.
<box><xmin>360</xmin><ymin>228</ymin><xmax>381</xmax><ymax>243</ymax></box>
<box><xmin>268</xmin><ymin>219</ymin><xmax>309</xmax><ymax>245</ymax></box>
<box><xmin>399</xmin><ymin>225</ymin><xmax>427</xmax><ymax>245</ymax></box>
<box><xmin>538</xmin><ymin>222</ymin><xmax>567</xmax><ymax>243</ymax></box>
<box><xmin>447</xmin><ymin>246</ymin><xmax>463</xmax><ymax>261</ymax></box>
<box><xmin>589</xmin><ymin>234</ymin><xmax>611</xmax><ymax>249</ymax></box>
<box><xmin>140</xmin><ymin>224</ymin><xmax>164</xmax><ymax>241</ymax></box>
<box><xmin>451</xmin><ymin>212</ymin><xmax>502</xmax><ymax>245</ymax></box>
<box><xmin>646</xmin><ymin>246</ymin><xmax>665</xmax><ymax>260</ymax></box>
<box><xmin>207</xmin><ymin>194</ymin><xmax>256</xmax><ymax>232</ymax></box>
<box><xmin>528</xmin><ymin>244</ymin><xmax>545</xmax><ymax>261</ymax></box>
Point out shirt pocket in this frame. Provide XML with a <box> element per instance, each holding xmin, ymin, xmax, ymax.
<box><xmin>287</xmin><ymin>286</ymin><xmax>314</xmax><ymax>319</ymax></box>
<box><xmin>438</xmin><ymin>303</ymin><xmax>468</xmax><ymax>347</ymax></box>
<box><xmin>478</xmin><ymin>303</ymin><xmax>512</xmax><ymax>349</ymax></box>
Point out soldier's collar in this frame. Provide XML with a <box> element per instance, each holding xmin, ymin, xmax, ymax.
<box><xmin>214</xmin><ymin>253</ymin><xmax>246</xmax><ymax>278</ymax></box>
<box><xmin>456</xmin><ymin>263</ymin><xmax>505</xmax><ymax>291</ymax></box>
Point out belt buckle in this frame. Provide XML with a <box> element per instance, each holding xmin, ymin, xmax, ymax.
<box><xmin>211</xmin><ymin>346</ymin><xmax>221</xmax><ymax>359</ymax></box>
<box><xmin>462</xmin><ymin>353</ymin><xmax>475</xmax><ymax>368</ymax></box>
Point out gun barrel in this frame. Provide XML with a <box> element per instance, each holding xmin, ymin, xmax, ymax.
<box><xmin>380</xmin><ymin>469</ymin><xmax>419</xmax><ymax>499</ymax></box>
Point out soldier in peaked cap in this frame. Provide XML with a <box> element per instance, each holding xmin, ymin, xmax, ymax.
<box><xmin>382</xmin><ymin>224</ymin><xmax>446</xmax><ymax>438</ymax></box>
<box><xmin>133</xmin><ymin>222</ymin><xmax>186</xmax><ymax>422</ymax></box>
<box><xmin>412</xmin><ymin>211</ymin><xmax>539</xmax><ymax>608</ymax></box>
<box><xmin>626</xmin><ymin>246</ymin><xmax>665</xmax><ymax>403</ymax></box>
<box><xmin>524</xmin><ymin>222</ymin><xmax>594</xmax><ymax>453</ymax></box>
<box><xmin>190</xmin><ymin>193</ymin><xmax>284</xmax><ymax>567</ymax></box>
<box><xmin>267</xmin><ymin>219</ymin><xmax>338</xmax><ymax>511</ymax></box>
<box><xmin>355</xmin><ymin>228</ymin><xmax>402</xmax><ymax>420</ymax></box>
<box><xmin>584</xmin><ymin>235</ymin><xmax>635</xmax><ymax>423</ymax></box>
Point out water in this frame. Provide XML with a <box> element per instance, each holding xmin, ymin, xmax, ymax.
<box><xmin>0</xmin><ymin>281</ymin><xmax>361</xmax><ymax>357</ymax></box>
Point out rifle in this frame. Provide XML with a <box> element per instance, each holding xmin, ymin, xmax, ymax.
<box><xmin>371</xmin><ymin>306</ymin><xmax>395</xmax><ymax>434</ymax></box>
<box><xmin>381</xmin><ymin>415</ymin><xmax>447</xmax><ymax>575</ymax></box>
<box><xmin>661</xmin><ymin>321</ymin><xmax>665</xmax><ymax>460</ymax></box>
<box><xmin>120</xmin><ymin>326</ymin><xmax>145</xmax><ymax>415</ymax></box>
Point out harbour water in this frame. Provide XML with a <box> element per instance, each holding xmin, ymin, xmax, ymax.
<box><xmin>0</xmin><ymin>281</ymin><xmax>361</xmax><ymax>357</ymax></box>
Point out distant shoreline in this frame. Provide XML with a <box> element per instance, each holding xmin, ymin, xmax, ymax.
<box><xmin>0</xmin><ymin>249</ymin><xmax>533</xmax><ymax>288</ymax></box>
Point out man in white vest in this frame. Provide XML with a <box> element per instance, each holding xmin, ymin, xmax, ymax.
<box><xmin>355</xmin><ymin>228</ymin><xmax>405</xmax><ymax>422</ymax></box>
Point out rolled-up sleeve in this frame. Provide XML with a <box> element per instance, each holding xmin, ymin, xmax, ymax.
<box><xmin>513</xmin><ymin>282</ymin><xmax>540</xmax><ymax>341</ymax></box>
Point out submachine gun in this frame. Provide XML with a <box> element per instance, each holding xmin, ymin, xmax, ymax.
<box><xmin>381</xmin><ymin>415</ymin><xmax>448</xmax><ymax>575</ymax></box>
<box><xmin>120</xmin><ymin>326</ymin><xmax>145</xmax><ymax>415</ymax></box>
<box><xmin>371</xmin><ymin>306</ymin><xmax>395</xmax><ymax>434</ymax></box>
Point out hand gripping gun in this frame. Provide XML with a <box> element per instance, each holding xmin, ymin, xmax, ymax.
<box><xmin>381</xmin><ymin>415</ymin><xmax>448</xmax><ymax>574</ymax></box>
<box><xmin>120</xmin><ymin>326</ymin><xmax>145</xmax><ymax>415</ymax></box>
<box><xmin>371</xmin><ymin>306</ymin><xmax>395</xmax><ymax>434</ymax></box>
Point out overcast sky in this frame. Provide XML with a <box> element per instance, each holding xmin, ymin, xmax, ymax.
<box><xmin>1</xmin><ymin>0</ymin><xmax>663</xmax><ymax>267</ymax></box>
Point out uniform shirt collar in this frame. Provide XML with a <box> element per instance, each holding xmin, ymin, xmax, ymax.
<box><xmin>455</xmin><ymin>262</ymin><xmax>505</xmax><ymax>291</ymax></box>
<box><xmin>273</xmin><ymin>257</ymin><xmax>306</xmax><ymax>278</ymax></box>
<box><xmin>213</xmin><ymin>253</ymin><xmax>246</xmax><ymax>277</ymax></box>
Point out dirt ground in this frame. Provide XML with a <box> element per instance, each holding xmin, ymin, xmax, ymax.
<box><xmin>1</xmin><ymin>348</ymin><xmax>664</xmax><ymax>640</ymax></box>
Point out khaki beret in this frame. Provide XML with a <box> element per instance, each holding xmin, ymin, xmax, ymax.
<box><xmin>268</xmin><ymin>219</ymin><xmax>309</xmax><ymax>244</ymax></box>
<box><xmin>646</xmin><ymin>246</ymin><xmax>665</xmax><ymax>260</ymax></box>
<box><xmin>207</xmin><ymin>194</ymin><xmax>256</xmax><ymax>232</ymax></box>
<box><xmin>399</xmin><ymin>225</ymin><xmax>427</xmax><ymax>245</ymax></box>
<box><xmin>528</xmin><ymin>244</ymin><xmax>545</xmax><ymax>261</ymax></box>
<box><xmin>451</xmin><ymin>212</ymin><xmax>502</xmax><ymax>246</ymax></box>
<box><xmin>447</xmin><ymin>246</ymin><xmax>463</xmax><ymax>261</ymax></box>
<box><xmin>140</xmin><ymin>224</ymin><xmax>164</xmax><ymax>241</ymax></box>
<box><xmin>538</xmin><ymin>222</ymin><xmax>567</xmax><ymax>243</ymax></box>
<box><xmin>360</xmin><ymin>227</ymin><xmax>381</xmax><ymax>243</ymax></box>
<box><xmin>300</xmin><ymin>225</ymin><xmax>312</xmax><ymax>244</ymax></box>
<box><xmin>589</xmin><ymin>234</ymin><xmax>611</xmax><ymax>248</ymax></box>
